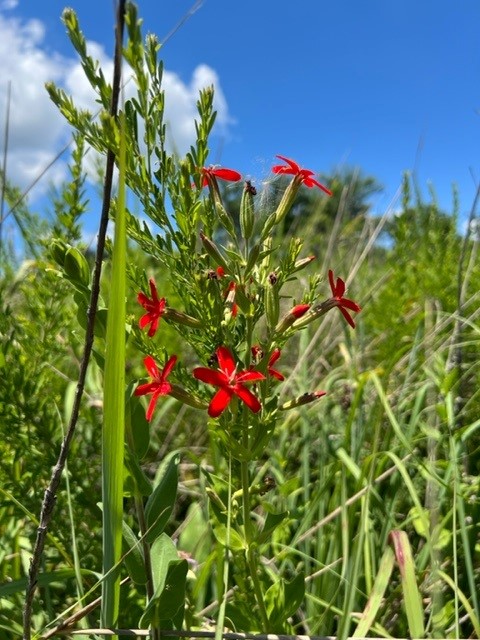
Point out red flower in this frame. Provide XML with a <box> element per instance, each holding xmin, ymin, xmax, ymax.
<box><xmin>251</xmin><ymin>346</ymin><xmax>285</xmax><ymax>381</ymax></box>
<box><xmin>201</xmin><ymin>166</ymin><xmax>242</xmax><ymax>187</ymax></box>
<box><xmin>138</xmin><ymin>278</ymin><xmax>166</xmax><ymax>337</ymax></box>
<box><xmin>328</xmin><ymin>269</ymin><xmax>361</xmax><ymax>328</ymax></box>
<box><xmin>193</xmin><ymin>346</ymin><xmax>265</xmax><ymax>418</ymax></box>
<box><xmin>135</xmin><ymin>355</ymin><xmax>177</xmax><ymax>421</ymax></box>
<box><xmin>272</xmin><ymin>155</ymin><xmax>332</xmax><ymax>195</ymax></box>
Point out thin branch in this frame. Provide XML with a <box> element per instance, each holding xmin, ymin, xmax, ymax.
<box><xmin>22</xmin><ymin>2</ymin><xmax>126</xmax><ymax>638</ymax></box>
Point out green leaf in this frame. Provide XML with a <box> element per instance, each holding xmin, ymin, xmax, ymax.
<box><xmin>265</xmin><ymin>572</ymin><xmax>305</xmax><ymax>631</ymax></box>
<box><xmin>256</xmin><ymin>508</ymin><xmax>289</xmax><ymax>545</ymax></box>
<box><xmin>140</xmin><ymin>534</ymin><xmax>188</xmax><ymax>627</ymax></box>
<box><xmin>144</xmin><ymin>451</ymin><xmax>179</xmax><ymax>543</ymax></box>
<box><xmin>122</xmin><ymin>520</ymin><xmax>147</xmax><ymax>585</ymax></box>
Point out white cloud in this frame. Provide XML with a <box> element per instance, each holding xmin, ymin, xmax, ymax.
<box><xmin>0</xmin><ymin>0</ymin><xmax>19</xmax><ymax>9</ymax></box>
<box><xmin>0</xmin><ymin>8</ymin><xmax>232</xmax><ymax>204</ymax></box>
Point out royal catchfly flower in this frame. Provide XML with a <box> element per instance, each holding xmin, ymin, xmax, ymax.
<box><xmin>201</xmin><ymin>166</ymin><xmax>242</xmax><ymax>187</ymax></box>
<box><xmin>272</xmin><ymin>155</ymin><xmax>332</xmax><ymax>195</ymax></box>
<box><xmin>193</xmin><ymin>346</ymin><xmax>265</xmax><ymax>418</ymax></box>
<box><xmin>135</xmin><ymin>355</ymin><xmax>177</xmax><ymax>421</ymax></box>
<box><xmin>328</xmin><ymin>269</ymin><xmax>361</xmax><ymax>328</ymax></box>
<box><xmin>137</xmin><ymin>278</ymin><xmax>166</xmax><ymax>337</ymax></box>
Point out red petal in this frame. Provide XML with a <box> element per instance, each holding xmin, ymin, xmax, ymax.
<box><xmin>145</xmin><ymin>393</ymin><xmax>159</xmax><ymax>421</ymax></box>
<box><xmin>148</xmin><ymin>316</ymin><xmax>159</xmax><ymax>337</ymax></box>
<box><xmin>216</xmin><ymin>346</ymin><xmax>236</xmax><ymax>377</ymax></box>
<box><xmin>148</xmin><ymin>278</ymin><xmax>158</xmax><ymax>301</ymax></box>
<box><xmin>134</xmin><ymin>381</ymin><xmax>158</xmax><ymax>396</ymax></box>
<box><xmin>234</xmin><ymin>384</ymin><xmax>262</xmax><ymax>413</ymax></box>
<box><xmin>208</xmin><ymin>387</ymin><xmax>232</xmax><ymax>417</ymax></box>
<box><xmin>139</xmin><ymin>313</ymin><xmax>152</xmax><ymax>329</ymax></box>
<box><xmin>137</xmin><ymin>292</ymin><xmax>150</xmax><ymax>307</ymax></box>
<box><xmin>328</xmin><ymin>270</ymin><xmax>345</xmax><ymax>297</ymax></box>
<box><xmin>211</xmin><ymin>168</ymin><xmax>242</xmax><ymax>182</ymax></box>
<box><xmin>272</xmin><ymin>165</ymin><xmax>295</xmax><ymax>176</ymax></box>
<box><xmin>328</xmin><ymin>269</ymin><xmax>335</xmax><ymax>295</ymax></box>
<box><xmin>162</xmin><ymin>355</ymin><xmax>177</xmax><ymax>380</ymax></box>
<box><xmin>303</xmin><ymin>176</ymin><xmax>332</xmax><ymax>195</ymax></box>
<box><xmin>269</xmin><ymin>368</ymin><xmax>285</xmax><ymax>382</ymax></box>
<box><xmin>268</xmin><ymin>349</ymin><xmax>281</xmax><ymax>367</ymax></box>
<box><xmin>143</xmin><ymin>355</ymin><xmax>159</xmax><ymax>379</ymax></box>
<box><xmin>236</xmin><ymin>370</ymin><xmax>266</xmax><ymax>383</ymax></box>
<box><xmin>193</xmin><ymin>367</ymin><xmax>228</xmax><ymax>387</ymax></box>
<box><xmin>339</xmin><ymin>306</ymin><xmax>356</xmax><ymax>328</ymax></box>
<box><xmin>274</xmin><ymin>155</ymin><xmax>300</xmax><ymax>173</ymax></box>
<box><xmin>340</xmin><ymin>298</ymin><xmax>361</xmax><ymax>312</ymax></box>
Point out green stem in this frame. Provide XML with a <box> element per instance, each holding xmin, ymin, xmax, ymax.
<box><xmin>240</xmin><ymin>415</ymin><xmax>269</xmax><ymax>630</ymax></box>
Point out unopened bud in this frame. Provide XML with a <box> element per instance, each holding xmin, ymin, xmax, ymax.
<box><xmin>291</xmin><ymin>300</ymin><xmax>336</xmax><ymax>329</ymax></box>
<box><xmin>274</xmin><ymin>304</ymin><xmax>311</xmax><ymax>334</ymax></box>
<box><xmin>293</xmin><ymin>255</ymin><xmax>316</xmax><ymax>273</ymax></box>
<box><xmin>280</xmin><ymin>391</ymin><xmax>326</xmax><ymax>411</ymax></box>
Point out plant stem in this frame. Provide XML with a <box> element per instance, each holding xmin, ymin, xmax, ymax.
<box><xmin>240</xmin><ymin>416</ymin><xmax>269</xmax><ymax>630</ymax></box>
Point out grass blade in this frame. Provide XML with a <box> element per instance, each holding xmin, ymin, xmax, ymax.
<box><xmin>389</xmin><ymin>529</ymin><xmax>425</xmax><ymax>638</ymax></box>
<box><xmin>101</xmin><ymin>113</ymin><xmax>127</xmax><ymax>626</ymax></box>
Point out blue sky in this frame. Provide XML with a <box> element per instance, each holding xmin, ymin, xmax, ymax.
<box><xmin>1</xmin><ymin>0</ymin><xmax>479</xmax><ymax>234</ymax></box>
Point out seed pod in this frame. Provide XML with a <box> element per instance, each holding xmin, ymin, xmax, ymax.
<box><xmin>200</xmin><ymin>232</ymin><xmax>230</xmax><ymax>273</ymax></box>
<box><xmin>265</xmin><ymin>275</ymin><xmax>280</xmax><ymax>330</ymax></box>
<box><xmin>240</xmin><ymin>180</ymin><xmax>256</xmax><ymax>240</ymax></box>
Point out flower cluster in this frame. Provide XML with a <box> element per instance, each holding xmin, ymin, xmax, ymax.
<box><xmin>134</xmin><ymin>157</ymin><xmax>361</xmax><ymax>422</ymax></box>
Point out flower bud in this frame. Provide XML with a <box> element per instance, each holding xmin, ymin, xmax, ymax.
<box><xmin>293</xmin><ymin>255</ymin><xmax>316</xmax><ymax>273</ymax></box>
<box><xmin>280</xmin><ymin>391</ymin><xmax>326</xmax><ymax>410</ymax></box>
<box><xmin>291</xmin><ymin>300</ymin><xmax>336</xmax><ymax>329</ymax></box>
<box><xmin>274</xmin><ymin>304</ymin><xmax>311</xmax><ymax>335</ymax></box>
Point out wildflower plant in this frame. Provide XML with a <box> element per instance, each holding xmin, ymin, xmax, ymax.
<box><xmin>43</xmin><ymin>3</ymin><xmax>362</xmax><ymax>634</ymax></box>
